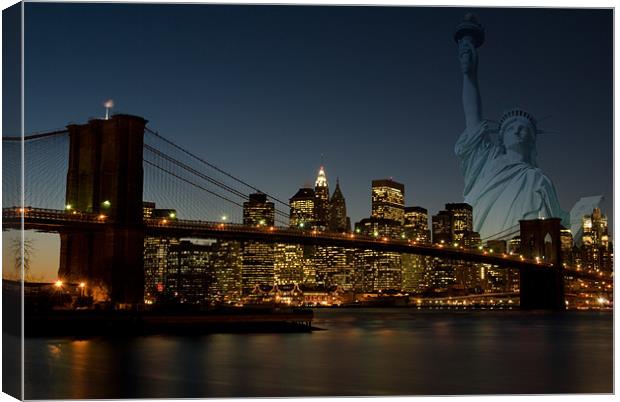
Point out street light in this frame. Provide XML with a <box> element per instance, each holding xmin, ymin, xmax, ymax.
<box><xmin>55</xmin><ymin>280</ymin><xmax>63</xmax><ymax>289</ymax></box>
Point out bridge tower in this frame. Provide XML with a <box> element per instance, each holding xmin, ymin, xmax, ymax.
<box><xmin>518</xmin><ymin>218</ymin><xmax>565</xmax><ymax>310</ymax></box>
<box><xmin>59</xmin><ymin>114</ymin><xmax>147</xmax><ymax>305</ymax></box>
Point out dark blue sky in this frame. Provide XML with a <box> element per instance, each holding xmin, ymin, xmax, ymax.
<box><xmin>24</xmin><ymin>4</ymin><xmax>613</xmax><ymax>231</ymax></box>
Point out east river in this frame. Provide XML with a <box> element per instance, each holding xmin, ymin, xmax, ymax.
<box><xmin>23</xmin><ymin>308</ymin><xmax>612</xmax><ymax>398</ymax></box>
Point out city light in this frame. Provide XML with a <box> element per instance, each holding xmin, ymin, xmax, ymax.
<box><xmin>98</xmin><ymin>214</ymin><xmax>106</xmax><ymax>220</ymax></box>
<box><xmin>79</xmin><ymin>282</ymin><xmax>86</xmax><ymax>288</ymax></box>
<box><xmin>55</xmin><ymin>280</ymin><xmax>63</xmax><ymax>288</ymax></box>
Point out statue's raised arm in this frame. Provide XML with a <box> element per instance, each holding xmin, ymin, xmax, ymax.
<box><xmin>455</xmin><ymin>14</ymin><xmax>485</xmax><ymax>130</ymax></box>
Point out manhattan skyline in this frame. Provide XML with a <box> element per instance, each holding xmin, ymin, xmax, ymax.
<box><xmin>7</xmin><ymin>4</ymin><xmax>614</xmax><ymax>281</ymax></box>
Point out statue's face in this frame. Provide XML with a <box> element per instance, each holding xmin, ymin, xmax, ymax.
<box><xmin>501</xmin><ymin>116</ymin><xmax>536</xmax><ymax>152</ymax></box>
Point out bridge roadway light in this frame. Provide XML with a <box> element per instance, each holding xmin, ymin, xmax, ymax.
<box><xmin>221</xmin><ymin>215</ymin><xmax>228</xmax><ymax>221</ymax></box>
<box><xmin>102</xmin><ymin>200</ymin><xmax>111</xmax><ymax>208</ymax></box>
<box><xmin>169</xmin><ymin>212</ymin><xmax>176</xmax><ymax>219</ymax></box>
<box><xmin>65</xmin><ymin>204</ymin><xmax>72</xmax><ymax>211</ymax></box>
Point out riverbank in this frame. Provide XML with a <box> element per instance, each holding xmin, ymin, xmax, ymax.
<box><xmin>25</xmin><ymin>308</ymin><xmax>314</xmax><ymax>336</ymax></box>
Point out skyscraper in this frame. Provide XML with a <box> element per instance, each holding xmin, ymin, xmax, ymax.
<box><xmin>165</xmin><ymin>240</ymin><xmax>214</xmax><ymax>305</ymax></box>
<box><xmin>314</xmin><ymin>166</ymin><xmax>330</xmax><ymax>230</ymax></box>
<box><xmin>404</xmin><ymin>206</ymin><xmax>430</xmax><ymax>243</ymax></box>
<box><xmin>274</xmin><ymin>243</ymin><xmax>304</xmax><ymax>285</ymax></box>
<box><xmin>445</xmin><ymin>203</ymin><xmax>473</xmax><ymax>243</ymax></box>
<box><xmin>290</xmin><ymin>188</ymin><xmax>316</xmax><ymax>229</ymax></box>
<box><xmin>243</xmin><ymin>193</ymin><xmax>274</xmax><ymax>226</ymax></box>
<box><xmin>211</xmin><ymin>240</ymin><xmax>242</xmax><ymax>304</ymax></box>
<box><xmin>580</xmin><ymin>208</ymin><xmax>613</xmax><ymax>273</ymax></box>
<box><xmin>402</xmin><ymin>206</ymin><xmax>432</xmax><ymax>293</ymax></box>
<box><xmin>371</xmin><ymin>179</ymin><xmax>405</xmax><ymax>224</ymax></box>
<box><xmin>432</xmin><ymin>210</ymin><xmax>453</xmax><ymax>244</ymax></box>
<box><xmin>354</xmin><ymin>218</ymin><xmax>403</xmax><ymax>292</ymax></box>
<box><xmin>242</xmin><ymin>193</ymin><xmax>275</xmax><ymax>293</ymax></box>
<box><xmin>142</xmin><ymin>201</ymin><xmax>179</xmax><ymax>304</ymax></box>
<box><xmin>328</xmin><ymin>179</ymin><xmax>349</xmax><ymax>232</ymax></box>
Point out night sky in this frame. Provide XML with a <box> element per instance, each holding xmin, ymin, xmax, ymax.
<box><xmin>12</xmin><ymin>4</ymin><xmax>614</xmax><ymax>279</ymax></box>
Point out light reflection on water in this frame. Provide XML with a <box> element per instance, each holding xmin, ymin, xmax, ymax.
<box><xmin>24</xmin><ymin>309</ymin><xmax>612</xmax><ymax>398</ymax></box>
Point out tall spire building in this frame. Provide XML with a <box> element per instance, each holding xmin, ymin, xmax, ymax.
<box><xmin>314</xmin><ymin>166</ymin><xmax>330</xmax><ymax>230</ymax></box>
<box><xmin>328</xmin><ymin>179</ymin><xmax>349</xmax><ymax>232</ymax></box>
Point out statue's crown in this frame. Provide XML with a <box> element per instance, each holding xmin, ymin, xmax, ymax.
<box><xmin>499</xmin><ymin>108</ymin><xmax>538</xmax><ymax>133</ymax></box>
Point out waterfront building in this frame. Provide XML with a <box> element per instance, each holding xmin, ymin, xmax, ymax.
<box><xmin>289</xmin><ymin>188</ymin><xmax>316</xmax><ymax>229</ymax></box>
<box><xmin>144</xmin><ymin>236</ymin><xmax>179</xmax><ymax>304</ymax></box>
<box><xmin>354</xmin><ymin>217</ymin><xmax>403</xmax><ymax>291</ymax></box>
<box><xmin>274</xmin><ymin>243</ymin><xmax>305</xmax><ymax>285</ymax></box>
<box><xmin>314</xmin><ymin>245</ymin><xmax>354</xmax><ymax>288</ymax></box>
<box><xmin>242</xmin><ymin>193</ymin><xmax>275</xmax><ymax>293</ymax></box>
<box><xmin>329</xmin><ymin>179</ymin><xmax>349</xmax><ymax>232</ymax></box>
<box><xmin>314</xmin><ymin>166</ymin><xmax>330</xmax><ymax>230</ymax></box>
<box><xmin>165</xmin><ymin>240</ymin><xmax>214</xmax><ymax>305</ymax></box>
<box><xmin>404</xmin><ymin>206</ymin><xmax>430</xmax><ymax>243</ymax></box>
<box><xmin>429</xmin><ymin>257</ymin><xmax>455</xmax><ymax>291</ymax></box>
<box><xmin>371</xmin><ymin>179</ymin><xmax>405</xmax><ymax>224</ymax></box>
<box><xmin>211</xmin><ymin>240</ymin><xmax>242</xmax><ymax>304</ymax></box>
<box><xmin>401</xmin><ymin>254</ymin><xmax>432</xmax><ymax>293</ymax></box>
<box><xmin>142</xmin><ymin>201</ymin><xmax>180</xmax><ymax>304</ymax></box>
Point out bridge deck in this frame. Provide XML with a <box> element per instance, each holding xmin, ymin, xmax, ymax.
<box><xmin>2</xmin><ymin>207</ymin><xmax>609</xmax><ymax>280</ymax></box>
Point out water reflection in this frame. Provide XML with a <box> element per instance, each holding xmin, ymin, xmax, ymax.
<box><xmin>24</xmin><ymin>309</ymin><xmax>612</xmax><ymax>398</ymax></box>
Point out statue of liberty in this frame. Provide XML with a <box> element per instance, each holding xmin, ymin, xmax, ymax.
<box><xmin>453</xmin><ymin>14</ymin><xmax>600</xmax><ymax>242</ymax></box>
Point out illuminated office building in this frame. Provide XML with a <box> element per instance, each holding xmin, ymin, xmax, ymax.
<box><xmin>402</xmin><ymin>254</ymin><xmax>432</xmax><ymax>293</ymax></box>
<box><xmin>354</xmin><ymin>217</ymin><xmax>402</xmax><ymax>291</ymax></box>
<box><xmin>144</xmin><ymin>236</ymin><xmax>179</xmax><ymax>304</ymax></box>
<box><xmin>211</xmin><ymin>240</ymin><xmax>242</xmax><ymax>304</ymax></box>
<box><xmin>243</xmin><ymin>193</ymin><xmax>274</xmax><ymax>226</ymax></box>
<box><xmin>580</xmin><ymin>208</ymin><xmax>613</xmax><ymax>274</ymax></box>
<box><xmin>432</xmin><ymin>210</ymin><xmax>453</xmax><ymax>244</ymax></box>
<box><xmin>274</xmin><ymin>243</ymin><xmax>305</xmax><ymax>285</ymax></box>
<box><xmin>242</xmin><ymin>193</ymin><xmax>275</xmax><ymax>293</ymax></box>
<box><xmin>143</xmin><ymin>201</ymin><xmax>179</xmax><ymax>304</ymax></box>
<box><xmin>290</xmin><ymin>188</ymin><xmax>316</xmax><ymax>229</ymax></box>
<box><xmin>314</xmin><ymin>246</ymin><xmax>355</xmax><ymax>288</ymax></box>
<box><xmin>446</xmin><ymin>203</ymin><xmax>473</xmax><ymax>243</ymax></box>
<box><xmin>371</xmin><ymin>179</ymin><xmax>405</xmax><ymax>224</ymax></box>
<box><xmin>404</xmin><ymin>206</ymin><xmax>430</xmax><ymax>243</ymax></box>
<box><xmin>165</xmin><ymin>240</ymin><xmax>214</xmax><ymax>305</ymax></box>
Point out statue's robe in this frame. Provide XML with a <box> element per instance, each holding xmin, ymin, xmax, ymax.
<box><xmin>455</xmin><ymin>121</ymin><xmax>569</xmax><ymax>241</ymax></box>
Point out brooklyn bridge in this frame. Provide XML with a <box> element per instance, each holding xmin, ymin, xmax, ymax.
<box><xmin>3</xmin><ymin>114</ymin><xmax>609</xmax><ymax>309</ymax></box>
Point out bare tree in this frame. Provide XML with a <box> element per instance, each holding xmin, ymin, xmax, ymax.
<box><xmin>11</xmin><ymin>237</ymin><xmax>34</xmax><ymax>280</ymax></box>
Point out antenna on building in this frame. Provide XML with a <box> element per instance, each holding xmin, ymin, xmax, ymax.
<box><xmin>103</xmin><ymin>99</ymin><xmax>114</xmax><ymax>120</ymax></box>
